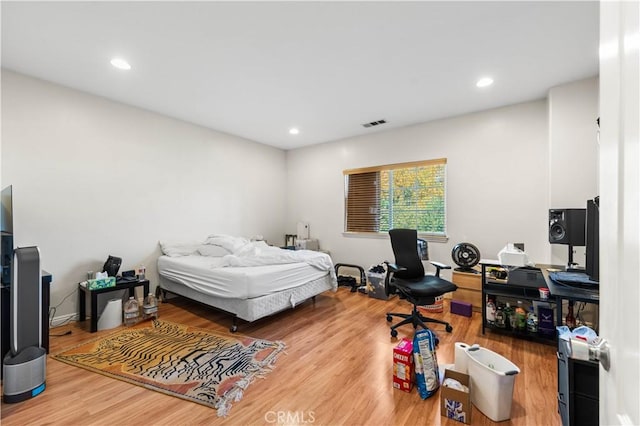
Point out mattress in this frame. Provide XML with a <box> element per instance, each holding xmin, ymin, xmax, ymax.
<box><xmin>159</xmin><ymin>273</ymin><xmax>336</xmax><ymax>322</ymax></box>
<box><xmin>157</xmin><ymin>255</ymin><xmax>329</xmax><ymax>299</ymax></box>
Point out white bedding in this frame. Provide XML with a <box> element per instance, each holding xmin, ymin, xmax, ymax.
<box><xmin>219</xmin><ymin>241</ymin><xmax>335</xmax><ymax>278</ymax></box>
<box><xmin>157</xmin><ymin>255</ymin><xmax>331</xmax><ymax>299</ymax></box>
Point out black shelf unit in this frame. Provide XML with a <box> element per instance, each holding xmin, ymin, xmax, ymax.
<box><xmin>481</xmin><ymin>262</ymin><xmax>557</xmax><ymax>344</ymax></box>
<box><xmin>557</xmin><ymin>336</ymin><xmax>598</xmax><ymax>426</ymax></box>
<box><xmin>483</xmin><ymin>322</ymin><xmax>556</xmax><ymax>344</ymax></box>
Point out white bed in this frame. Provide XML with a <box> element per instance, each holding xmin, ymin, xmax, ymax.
<box><xmin>156</xmin><ymin>236</ymin><xmax>337</xmax><ymax>331</ymax></box>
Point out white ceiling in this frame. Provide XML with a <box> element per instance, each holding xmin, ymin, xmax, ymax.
<box><xmin>1</xmin><ymin>1</ymin><xmax>599</xmax><ymax>150</ymax></box>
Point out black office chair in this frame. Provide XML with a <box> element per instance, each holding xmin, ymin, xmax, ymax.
<box><xmin>385</xmin><ymin>229</ymin><xmax>457</xmax><ymax>338</ymax></box>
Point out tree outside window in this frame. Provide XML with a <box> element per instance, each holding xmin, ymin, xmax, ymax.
<box><xmin>344</xmin><ymin>159</ymin><xmax>446</xmax><ymax>237</ymax></box>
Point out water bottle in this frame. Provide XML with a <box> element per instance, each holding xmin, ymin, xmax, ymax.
<box><xmin>495</xmin><ymin>304</ymin><xmax>506</xmax><ymax>328</ymax></box>
<box><xmin>143</xmin><ymin>292</ymin><xmax>158</xmax><ymax>320</ymax></box>
<box><xmin>505</xmin><ymin>302</ymin><xmax>514</xmax><ymax>330</ymax></box>
<box><xmin>526</xmin><ymin>306</ymin><xmax>538</xmax><ymax>333</ymax></box>
<box><xmin>485</xmin><ymin>296</ymin><xmax>496</xmax><ymax>325</ymax></box>
<box><xmin>515</xmin><ymin>301</ymin><xmax>527</xmax><ymax>331</ymax></box>
<box><xmin>565</xmin><ymin>300</ymin><xmax>576</xmax><ymax>329</ymax></box>
<box><xmin>123</xmin><ymin>296</ymin><xmax>140</xmax><ymax>326</ymax></box>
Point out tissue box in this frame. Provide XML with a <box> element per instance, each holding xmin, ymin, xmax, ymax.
<box><xmin>393</xmin><ymin>338</ymin><xmax>414</xmax><ymax>392</ymax></box>
<box><xmin>441</xmin><ymin>369</ymin><xmax>472</xmax><ymax>424</ymax></box>
<box><xmin>87</xmin><ymin>277</ymin><xmax>116</xmax><ymax>290</ymax></box>
<box><xmin>498</xmin><ymin>243</ymin><xmax>530</xmax><ymax>267</ymax></box>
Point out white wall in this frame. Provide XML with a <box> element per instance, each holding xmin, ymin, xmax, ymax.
<box><xmin>1</xmin><ymin>70</ymin><xmax>287</xmax><ymax>319</ymax></box>
<box><xmin>285</xmin><ymin>100</ymin><xmax>551</xmax><ymax>280</ymax></box>
<box><xmin>1</xmin><ymin>70</ymin><xmax>597</xmax><ymax>320</ymax></box>
<box><xmin>548</xmin><ymin>77</ymin><xmax>599</xmax><ymax>266</ymax></box>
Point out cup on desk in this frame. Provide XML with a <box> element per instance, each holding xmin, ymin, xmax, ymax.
<box><xmin>539</xmin><ymin>287</ymin><xmax>550</xmax><ymax>300</ymax></box>
<box><xmin>137</xmin><ymin>265</ymin><xmax>146</xmax><ymax>280</ymax></box>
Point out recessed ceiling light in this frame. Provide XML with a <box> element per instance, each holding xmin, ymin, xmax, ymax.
<box><xmin>289</xmin><ymin>128</ymin><xmax>299</xmax><ymax>135</ymax></box>
<box><xmin>110</xmin><ymin>58</ymin><xmax>131</xmax><ymax>70</ymax></box>
<box><xmin>476</xmin><ymin>77</ymin><xmax>494</xmax><ymax>88</ymax></box>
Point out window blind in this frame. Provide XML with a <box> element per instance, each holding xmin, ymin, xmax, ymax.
<box><xmin>344</xmin><ymin>158</ymin><xmax>447</xmax><ymax>235</ymax></box>
<box><xmin>344</xmin><ymin>171</ymin><xmax>379</xmax><ymax>232</ymax></box>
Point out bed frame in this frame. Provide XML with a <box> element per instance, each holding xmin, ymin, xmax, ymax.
<box><xmin>158</xmin><ymin>273</ymin><xmax>336</xmax><ymax>332</ymax></box>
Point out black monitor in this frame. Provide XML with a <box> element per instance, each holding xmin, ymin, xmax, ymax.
<box><xmin>585</xmin><ymin>196</ymin><xmax>599</xmax><ymax>282</ymax></box>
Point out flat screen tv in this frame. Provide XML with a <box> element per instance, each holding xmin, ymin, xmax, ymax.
<box><xmin>585</xmin><ymin>196</ymin><xmax>599</xmax><ymax>282</ymax></box>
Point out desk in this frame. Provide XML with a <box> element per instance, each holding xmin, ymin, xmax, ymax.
<box><xmin>538</xmin><ymin>264</ymin><xmax>599</xmax><ymax>328</ymax></box>
<box><xmin>79</xmin><ymin>279</ymin><xmax>149</xmax><ymax>332</ymax></box>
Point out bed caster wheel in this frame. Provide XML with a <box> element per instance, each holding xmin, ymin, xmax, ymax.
<box><xmin>390</xmin><ymin>329</ymin><xmax>398</xmax><ymax>338</ymax></box>
<box><xmin>230</xmin><ymin>325</ymin><xmax>238</xmax><ymax>333</ymax></box>
<box><xmin>446</xmin><ymin>325</ymin><xmax>453</xmax><ymax>333</ymax></box>
<box><xmin>386</xmin><ymin>315</ymin><xmax>393</xmax><ymax>322</ymax></box>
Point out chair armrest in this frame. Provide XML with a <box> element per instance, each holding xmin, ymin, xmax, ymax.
<box><xmin>385</xmin><ymin>262</ymin><xmax>407</xmax><ymax>273</ymax></box>
<box><xmin>429</xmin><ymin>261</ymin><xmax>451</xmax><ymax>277</ymax></box>
<box><xmin>383</xmin><ymin>262</ymin><xmax>406</xmax><ymax>296</ymax></box>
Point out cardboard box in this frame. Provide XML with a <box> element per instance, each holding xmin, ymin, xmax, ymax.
<box><xmin>537</xmin><ymin>306</ymin><xmax>555</xmax><ymax>337</ymax></box>
<box><xmin>367</xmin><ymin>272</ymin><xmax>389</xmax><ymax>300</ymax></box>
<box><xmin>393</xmin><ymin>338</ymin><xmax>414</xmax><ymax>392</ymax></box>
<box><xmin>441</xmin><ymin>369</ymin><xmax>472</xmax><ymax>424</ymax></box>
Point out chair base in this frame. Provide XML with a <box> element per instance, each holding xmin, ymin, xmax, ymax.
<box><xmin>386</xmin><ymin>304</ymin><xmax>453</xmax><ymax>338</ymax></box>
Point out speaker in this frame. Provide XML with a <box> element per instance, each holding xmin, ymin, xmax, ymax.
<box><xmin>549</xmin><ymin>208</ymin><xmax>586</xmax><ymax>245</ymax></box>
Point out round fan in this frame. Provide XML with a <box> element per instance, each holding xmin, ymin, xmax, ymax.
<box><xmin>451</xmin><ymin>243</ymin><xmax>481</xmax><ymax>273</ymax></box>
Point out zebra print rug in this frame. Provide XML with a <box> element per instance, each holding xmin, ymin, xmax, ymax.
<box><xmin>53</xmin><ymin>320</ymin><xmax>286</xmax><ymax>416</ymax></box>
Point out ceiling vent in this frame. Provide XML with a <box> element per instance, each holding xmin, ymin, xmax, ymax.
<box><xmin>362</xmin><ymin>119</ymin><xmax>387</xmax><ymax>128</ymax></box>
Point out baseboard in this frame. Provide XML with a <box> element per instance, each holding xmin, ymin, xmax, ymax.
<box><xmin>50</xmin><ymin>312</ymin><xmax>79</xmax><ymax>328</ymax></box>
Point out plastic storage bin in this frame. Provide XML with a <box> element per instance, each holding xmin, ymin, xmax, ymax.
<box><xmin>367</xmin><ymin>272</ymin><xmax>388</xmax><ymax>300</ymax></box>
<box><xmin>97</xmin><ymin>298</ymin><xmax>122</xmax><ymax>331</ymax></box>
<box><xmin>465</xmin><ymin>346</ymin><xmax>520</xmax><ymax>422</ymax></box>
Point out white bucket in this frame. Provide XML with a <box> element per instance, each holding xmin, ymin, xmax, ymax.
<box><xmin>98</xmin><ymin>298</ymin><xmax>123</xmax><ymax>331</ymax></box>
<box><xmin>466</xmin><ymin>346</ymin><xmax>520</xmax><ymax>422</ymax></box>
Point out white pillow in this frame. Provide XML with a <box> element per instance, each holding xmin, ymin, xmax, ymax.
<box><xmin>204</xmin><ymin>234</ymin><xmax>250</xmax><ymax>253</ymax></box>
<box><xmin>197</xmin><ymin>245</ymin><xmax>231</xmax><ymax>257</ymax></box>
<box><xmin>159</xmin><ymin>240</ymin><xmax>202</xmax><ymax>257</ymax></box>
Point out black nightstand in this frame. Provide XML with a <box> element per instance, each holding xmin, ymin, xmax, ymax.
<box><xmin>78</xmin><ymin>279</ymin><xmax>149</xmax><ymax>332</ymax></box>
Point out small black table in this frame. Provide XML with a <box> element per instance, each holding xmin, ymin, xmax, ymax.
<box><xmin>79</xmin><ymin>279</ymin><xmax>149</xmax><ymax>332</ymax></box>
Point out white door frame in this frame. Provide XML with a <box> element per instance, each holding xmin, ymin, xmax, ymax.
<box><xmin>599</xmin><ymin>1</ymin><xmax>640</xmax><ymax>424</ymax></box>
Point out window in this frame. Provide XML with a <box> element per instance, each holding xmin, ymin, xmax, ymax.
<box><xmin>344</xmin><ymin>158</ymin><xmax>447</xmax><ymax>237</ymax></box>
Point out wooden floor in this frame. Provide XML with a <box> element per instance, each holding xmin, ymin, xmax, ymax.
<box><xmin>1</xmin><ymin>288</ymin><xmax>560</xmax><ymax>425</ymax></box>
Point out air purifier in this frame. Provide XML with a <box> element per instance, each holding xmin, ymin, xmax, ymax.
<box><xmin>3</xmin><ymin>247</ymin><xmax>46</xmax><ymax>403</ymax></box>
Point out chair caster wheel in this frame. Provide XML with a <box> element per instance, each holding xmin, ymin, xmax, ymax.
<box><xmin>391</xmin><ymin>329</ymin><xmax>398</xmax><ymax>338</ymax></box>
<box><xmin>386</xmin><ymin>315</ymin><xmax>392</xmax><ymax>322</ymax></box>
<box><xmin>446</xmin><ymin>325</ymin><xmax>453</xmax><ymax>333</ymax></box>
